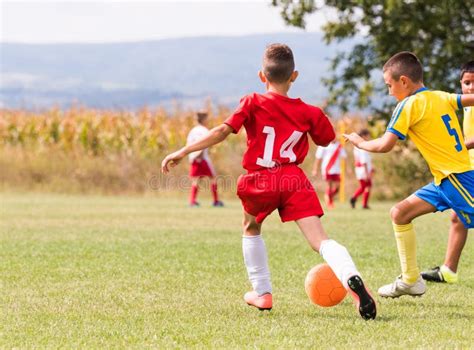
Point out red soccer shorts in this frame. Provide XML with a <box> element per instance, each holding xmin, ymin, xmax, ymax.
<box><xmin>237</xmin><ymin>164</ymin><xmax>324</xmax><ymax>223</ymax></box>
<box><xmin>324</xmin><ymin>174</ymin><xmax>341</xmax><ymax>182</ymax></box>
<box><xmin>189</xmin><ymin>159</ymin><xmax>214</xmax><ymax>177</ymax></box>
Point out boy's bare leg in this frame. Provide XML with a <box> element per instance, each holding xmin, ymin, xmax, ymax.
<box><xmin>379</xmin><ymin>194</ymin><xmax>435</xmax><ymax>297</ymax></box>
<box><xmin>421</xmin><ymin>211</ymin><xmax>468</xmax><ymax>283</ymax></box>
<box><xmin>390</xmin><ymin>194</ymin><xmax>436</xmax><ymax>225</ymax></box>
<box><xmin>242</xmin><ymin>211</ymin><xmax>262</xmax><ymax>236</ymax></box>
<box><xmin>444</xmin><ymin>212</ymin><xmax>468</xmax><ymax>272</ymax></box>
<box><xmin>295</xmin><ymin>215</ymin><xmax>328</xmax><ymax>251</ymax></box>
<box><xmin>296</xmin><ymin>215</ymin><xmax>376</xmax><ymax>320</ymax></box>
<box><xmin>296</xmin><ymin>216</ymin><xmax>357</xmax><ymax>283</ymax></box>
<box><xmin>422</xmin><ymin>211</ymin><xmax>467</xmax><ymax>283</ymax></box>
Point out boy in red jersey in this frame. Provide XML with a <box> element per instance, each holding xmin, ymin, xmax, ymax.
<box><xmin>187</xmin><ymin>111</ymin><xmax>223</xmax><ymax>207</ymax></box>
<box><xmin>312</xmin><ymin>139</ymin><xmax>347</xmax><ymax>209</ymax></box>
<box><xmin>162</xmin><ymin>44</ymin><xmax>376</xmax><ymax>320</ymax></box>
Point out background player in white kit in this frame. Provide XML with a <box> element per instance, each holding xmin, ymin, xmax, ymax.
<box><xmin>350</xmin><ymin>129</ymin><xmax>374</xmax><ymax>209</ymax></box>
<box><xmin>312</xmin><ymin>139</ymin><xmax>347</xmax><ymax>208</ymax></box>
<box><xmin>186</xmin><ymin>111</ymin><xmax>223</xmax><ymax>207</ymax></box>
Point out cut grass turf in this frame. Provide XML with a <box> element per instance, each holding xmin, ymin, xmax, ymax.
<box><xmin>1</xmin><ymin>193</ymin><xmax>473</xmax><ymax>348</ymax></box>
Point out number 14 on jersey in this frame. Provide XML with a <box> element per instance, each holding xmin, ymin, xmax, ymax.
<box><xmin>256</xmin><ymin>126</ymin><xmax>303</xmax><ymax>167</ymax></box>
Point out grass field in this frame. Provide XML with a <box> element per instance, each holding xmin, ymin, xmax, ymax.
<box><xmin>1</xmin><ymin>193</ymin><xmax>473</xmax><ymax>348</ymax></box>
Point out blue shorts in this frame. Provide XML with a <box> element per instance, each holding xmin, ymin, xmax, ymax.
<box><xmin>415</xmin><ymin>170</ymin><xmax>474</xmax><ymax>229</ymax></box>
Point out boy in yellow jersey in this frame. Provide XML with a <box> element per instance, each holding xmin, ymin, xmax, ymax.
<box><xmin>344</xmin><ymin>52</ymin><xmax>474</xmax><ymax>298</ymax></box>
<box><xmin>421</xmin><ymin>61</ymin><xmax>474</xmax><ymax>283</ymax></box>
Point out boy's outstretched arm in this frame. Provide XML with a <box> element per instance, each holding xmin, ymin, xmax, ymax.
<box><xmin>461</xmin><ymin>94</ymin><xmax>474</xmax><ymax>107</ymax></box>
<box><xmin>343</xmin><ymin>132</ymin><xmax>398</xmax><ymax>153</ymax></box>
<box><xmin>161</xmin><ymin>124</ymin><xmax>233</xmax><ymax>173</ymax></box>
<box><xmin>460</xmin><ymin>94</ymin><xmax>474</xmax><ymax>148</ymax></box>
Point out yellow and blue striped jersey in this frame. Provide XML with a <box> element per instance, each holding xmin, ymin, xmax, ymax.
<box><xmin>463</xmin><ymin>106</ymin><xmax>474</xmax><ymax>167</ymax></box>
<box><xmin>387</xmin><ymin>87</ymin><xmax>471</xmax><ymax>185</ymax></box>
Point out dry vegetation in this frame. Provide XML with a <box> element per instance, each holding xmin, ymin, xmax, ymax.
<box><xmin>0</xmin><ymin>106</ymin><xmax>430</xmax><ymax>198</ymax></box>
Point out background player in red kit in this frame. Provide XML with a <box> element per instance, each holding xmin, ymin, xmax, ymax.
<box><xmin>350</xmin><ymin>129</ymin><xmax>374</xmax><ymax>209</ymax></box>
<box><xmin>161</xmin><ymin>44</ymin><xmax>376</xmax><ymax>320</ymax></box>
<box><xmin>313</xmin><ymin>139</ymin><xmax>347</xmax><ymax>208</ymax></box>
<box><xmin>186</xmin><ymin>111</ymin><xmax>223</xmax><ymax>207</ymax></box>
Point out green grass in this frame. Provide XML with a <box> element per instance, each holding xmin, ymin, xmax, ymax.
<box><xmin>1</xmin><ymin>193</ymin><xmax>473</xmax><ymax>348</ymax></box>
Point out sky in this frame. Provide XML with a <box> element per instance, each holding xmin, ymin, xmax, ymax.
<box><xmin>1</xmin><ymin>0</ymin><xmax>330</xmax><ymax>43</ymax></box>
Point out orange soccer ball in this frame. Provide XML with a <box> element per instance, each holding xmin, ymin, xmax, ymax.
<box><xmin>305</xmin><ymin>263</ymin><xmax>347</xmax><ymax>307</ymax></box>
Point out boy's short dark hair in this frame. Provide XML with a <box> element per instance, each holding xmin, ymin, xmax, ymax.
<box><xmin>383</xmin><ymin>51</ymin><xmax>423</xmax><ymax>83</ymax></box>
<box><xmin>196</xmin><ymin>110</ymin><xmax>208</xmax><ymax>124</ymax></box>
<box><xmin>263</xmin><ymin>43</ymin><xmax>295</xmax><ymax>83</ymax></box>
<box><xmin>460</xmin><ymin>61</ymin><xmax>474</xmax><ymax>79</ymax></box>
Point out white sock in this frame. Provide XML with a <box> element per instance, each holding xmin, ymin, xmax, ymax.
<box><xmin>319</xmin><ymin>239</ymin><xmax>360</xmax><ymax>289</ymax></box>
<box><xmin>242</xmin><ymin>235</ymin><xmax>272</xmax><ymax>295</ymax></box>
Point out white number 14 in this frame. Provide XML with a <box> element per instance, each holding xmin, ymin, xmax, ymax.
<box><xmin>256</xmin><ymin>126</ymin><xmax>303</xmax><ymax>167</ymax></box>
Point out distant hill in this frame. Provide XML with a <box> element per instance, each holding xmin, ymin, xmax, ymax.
<box><xmin>0</xmin><ymin>33</ymin><xmax>351</xmax><ymax>110</ymax></box>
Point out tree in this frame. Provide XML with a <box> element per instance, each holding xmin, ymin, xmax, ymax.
<box><xmin>272</xmin><ymin>0</ymin><xmax>474</xmax><ymax>117</ymax></box>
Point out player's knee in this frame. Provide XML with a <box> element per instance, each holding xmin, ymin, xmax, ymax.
<box><xmin>390</xmin><ymin>205</ymin><xmax>406</xmax><ymax>224</ymax></box>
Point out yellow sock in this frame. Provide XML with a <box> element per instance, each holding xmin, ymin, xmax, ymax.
<box><xmin>393</xmin><ymin>222</ymin><xmax>419</xmax><ymax>284</ymax></box>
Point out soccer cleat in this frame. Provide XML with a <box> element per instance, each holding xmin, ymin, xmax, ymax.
<box><xmin>378</xmin><ymin>275</ymin><xmax>426</xmax><ymax>298</ymax></box>
<box><xmin>347</xmin><ymin>275</ymin><xmax>377</xmax><ymax>320</ymax></box>
<box><xmin>421</xmin><ymin>266</ymin><xmax>458</xmax><ymax>284</ymax></box>
<box><xmin>244</xmin><ymin>291</ymin><xmax>272</xmax><ymax>311</ymax></box>
<box><xmin>212</xmin><ymin>200</ymin><xmax>224</xmax><ymax>207</ymax></box>
<box><xmin>350</xmin><ymin>197</ymin><xmax>356</xmax><ymax>209</ymax></box>
<box><xmin>189</xmin><ymin>202</ymin><xmax>200</xmax><ymax>207</ymax></box>
<box><xmin>362</xmin><ymin>206</ymin><xmax>371</xmax><ymax>210</ymax></box>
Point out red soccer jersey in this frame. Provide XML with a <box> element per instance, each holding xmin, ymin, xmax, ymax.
<box><xmin>224</xmin><ymin>92</ymin><xmax>335</xmax><ymax>171</ymax></box>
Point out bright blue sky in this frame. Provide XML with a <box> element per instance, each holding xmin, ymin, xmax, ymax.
<box><xmin>1</xmin><ymin>0</ymin><xmax>330</xmax><ymax>43</ymax></box>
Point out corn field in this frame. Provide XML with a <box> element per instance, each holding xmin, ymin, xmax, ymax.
<box><xmin>0</xmin><ymin>106</ymin><xmax>235</xmax><ymax>156</ymax></box>
<box><xmin>0</xmin><ymin>107</ymin><xmax>430</xmax><ymax>197</ymax></box>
